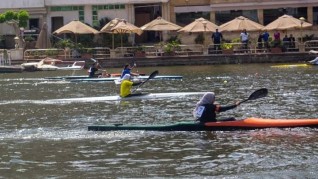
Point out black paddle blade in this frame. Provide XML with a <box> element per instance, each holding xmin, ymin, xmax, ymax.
<box><xmin>148</xmin><ymin>70</ymin><xmax>159</xmax><ymax>79</ymax></box>
<box><xmin>247</xmin><ymin>88</ymin><xmax>268</xmax><ymax>100</ymax></box>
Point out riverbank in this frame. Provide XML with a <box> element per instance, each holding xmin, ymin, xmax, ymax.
<box><xmin>97</xmin><ymin>52</ymin><xmax>316</xmax><ymax>68</ymax></box>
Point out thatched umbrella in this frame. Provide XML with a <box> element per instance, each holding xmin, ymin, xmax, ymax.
<box><xmin>110</xmin><ymin>19</ymin><xmax>143</xmax><ymax>48</ymax></box>
<box><xmin>219</xmin><ymin>16</ymin><xmax>264</xmax><ymax>32</ymax></box>
<box><xmin>100</xmin><ymin>18</ymin><xmax>121</xmax><ymax>49</ymax></box>
<box><xmin>262</xmin><ymin>14</ymin><xmax>312</xmax><ymax>31</ymax></box>
<box><xmin>140</xmin><ymin>16</ymin><xmax>182</xmax><ymax>41</ymax></box>
<box><xmin>53</xmin><ymin>20</ymin><xmax>99</xmax><ymax>45</ymax></box>
<box><xmin>178</xmin><ymin>17</ymin><xmax>218</xmax><ymax>33</ymax></box>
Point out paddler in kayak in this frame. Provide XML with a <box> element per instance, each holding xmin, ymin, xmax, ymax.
<box><xmin>193</xmin><ymin>92</ymin><xmax>240</xmax><ymax>123</ymax></box>
<box><xmin>120</xmin><ymin>74</ymin><xmax>143</xmax><ymax>97</ymax></box>
<box><xmin>88</xmin><ymin>62</ymin><xmax>102</xmax><ymax>78</ymax></box>
<box><xmin>120</xmin><ymin>63</ymin><xmax>139</xmax><ymax>78</ymax></box>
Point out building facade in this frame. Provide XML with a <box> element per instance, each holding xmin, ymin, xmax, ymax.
<box><xmin>0</xmin><ymin>0</ymin><xmax>317</xmax><ymax>47</ymax></box>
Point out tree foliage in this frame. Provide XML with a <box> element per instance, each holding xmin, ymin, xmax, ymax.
<box><xmin>0</xmin><ymin>10</ymin><xmax>29</xmax><ymax>27</ymax></box>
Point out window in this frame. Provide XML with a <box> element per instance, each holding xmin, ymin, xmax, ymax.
<box><xmin>263</xmin><ymin>7</ymin><xmax>307</xmax><ymax>25</ymax></box>
<box><xmin>50</xmin><ymin>6</ymin><xmax>85</xmax><ymax>22</ymax></box>
<box><xmin>313</xmin><ymin>7</ymin><xmax>318</xmax><ymax>25</ymax></box>
<box><xmin>92</xmin><ymin>4</ymin><xmax>125</xmax><ymax>27</ymax></box>
<box><xmin>176</xmin><ymin>12</ymin><xmax>210</xmax><ymax>26</ymax></box>
<box><xmin>215</xmin><ymin>10</ymin><xmax>258</xmax><ymax>25</ymax></box>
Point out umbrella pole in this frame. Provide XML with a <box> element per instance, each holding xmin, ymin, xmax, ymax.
<box><xmin>112</xmin><ymin>34</ymin><xmax>114</xmax><ymax>49</ymax></box>
<box><xmin>121</xmin><ymin>34</ymin><xmax>123</xmax><ymax>48</ymax></box>
<box><xmin>121</xmin><ymin>34</ymin><xmax>123</xmax><ymax>56</ymax></box>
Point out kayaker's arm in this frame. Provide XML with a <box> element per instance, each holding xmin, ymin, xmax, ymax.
<box><xmin>132</xmin><ymin>81</ymin><xmax>143</xmax><ymax>86</ymax></box>
<box><xmin>217</xmin><ymin>102</ymin><xmax>240</xmax><ymax>112</ymax></box>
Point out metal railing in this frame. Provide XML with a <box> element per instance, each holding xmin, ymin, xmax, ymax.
<box><xmin>23</xmin><ymin>40</ymin><xmax>318</xmax><ymax>61</ymax></box>
<box><xmin>24</xmin><ymin>48</ymin><xmax>65</xmax><ymax>61</ymax></box>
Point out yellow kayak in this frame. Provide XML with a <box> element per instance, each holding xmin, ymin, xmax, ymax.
<box><xmin>271</xmin><ymin>64</ymin><xmax>310</xmax><ymax>68</ymax></box>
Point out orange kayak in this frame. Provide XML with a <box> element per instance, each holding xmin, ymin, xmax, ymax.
<box><xmin>88</xmin><ymin>118</ymin><xmax>318</xmax><ymax>131</ymax></box>
<box><xmin>205</xmin><ymin>117</ymin><xmax>318</xmax><ymax>128</ymax></box>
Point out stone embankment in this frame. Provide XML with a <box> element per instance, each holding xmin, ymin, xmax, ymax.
<box><xmin>95</xmin><ymin>52</ymin><xmax>315</xmax><ymax>68</ymax></box>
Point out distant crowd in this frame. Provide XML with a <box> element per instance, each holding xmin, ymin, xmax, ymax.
<box><xmin>211</xmin><ymin>29</ymin><xmax>297</xmax><ymax>51</ymax></box>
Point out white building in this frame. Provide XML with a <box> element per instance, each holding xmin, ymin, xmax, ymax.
<box><xmin>0</xmin><ymin>0</ymin><xmax>170</xmax><ymax>46</ymax></box>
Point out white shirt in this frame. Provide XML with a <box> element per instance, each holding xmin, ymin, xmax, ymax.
<box><xmin>240</xmin><ymin>32</ymin><xmax>249</xmax><ymax>41</ymax></box>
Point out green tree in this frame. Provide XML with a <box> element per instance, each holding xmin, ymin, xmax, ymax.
<box><xmin>0</xmin><ymin>10</ymin><xmax>29</xmax><ymax>48</ymax></box>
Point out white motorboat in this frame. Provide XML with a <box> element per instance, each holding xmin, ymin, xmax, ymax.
<box><xmin>21</xmin><ymin>58</ymin><xmax>85</xmax><ymax>71</ymax></box>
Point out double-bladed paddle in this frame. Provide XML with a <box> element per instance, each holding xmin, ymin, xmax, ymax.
<box><xmin>132</xmin><ymin>70</ymin><xmax>159</xmax><ymax>93</ymax></box>
<box><xmin>238</xmin><ymin>88</ymin><xmax>268</xmax><ymax>105</ymax></box>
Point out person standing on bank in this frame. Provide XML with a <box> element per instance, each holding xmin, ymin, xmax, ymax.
<box><xmin>120</xmin><ymin>74</ymin><xmax>143</xmax><ymax>97</ymax></box>
<box><xmin>289</xmin><ymin>34</ymin><xmax>296</xmax><ymax>49</ymax></box>
<box><xmin>211</xmin><ymin>29</ymin><xmax>223</xmax><ymax>51</ymax></box>
<box><xmin>262</xmin><ymin>30</ymin><xmax>270</xmax><ymax>49</ymax></box>
<box><xmin>240</xmin><ymin>29</ymin><xmax>249</xmax><ymax>52</ymax></box>
<box><xmin>193</xmin><ymin>92</ymin><xmax>240</xmax><ymax>123</ymax></box>
<box><xmin>273</xmin><ymin>30</ymin><xmax>281</xmax><ymax>47</ymax></box>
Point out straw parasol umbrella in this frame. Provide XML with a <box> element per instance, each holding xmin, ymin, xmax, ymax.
<box><xmin>141</xmin><ymin>16</ymin><xmax>182</xmax><ymax>31</ymax></box>
<box><xmin>178</xmin><ymin>17</ymin><xmax>219</xmax><ymax>47</ymax></box>
<box><xmin>53</xmin><ymin>20</ymin><xmax>99</xmax><ymax>45</ymax></box>
<box><xmin>110</xmin><ymin>19</ymin><xmax>143</xmax><ymax>48</ymax></box>
<box><xmin>100</xmin><ymin>18</ymin><xmax>121</xmax><ymax>49</ymax></box>
<box><xmin>111</xmin><ymin>20</ymin><xmax>143</xmax><ymax>35</ymax></box>
<box><xmin>35</xmin><ymin>22</ymin><xmax>51</xmax><ymax>49</ymax></box>
<box><xmin>140</xmin><ymin>16</ymin><xmax>182</xmax><ymax>41</ymax></box>
<box><xmin>262</xmin><ymin>14</ymin><xmax>312</xmax><ymax>31</ymax></box>
<box><xmin>178</xmin><ymin>17</ymin><xmax>218</xmax><ymax>33</ymax></box>
<box><xmin>219</xmin><ymin>16</ymin><xmax>264</xmax><ymax>32</ymax></box>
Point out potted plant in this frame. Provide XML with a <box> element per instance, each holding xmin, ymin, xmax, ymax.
<box><xmin>24</xmin><ymin>35</ymin><xmax>36</xmax><ymax>49</ymax></box>
<box><xmin>164</xmin><ymin>40</ymin><xmax>180</xmax><ymax>56</ymax></box>
<box><xmin>270</xmin><ymin>39</ymin><xmax>282</xmax><ymax>53</ymax></box>
<box><xmin>134</xmin><ymin>46</ymin><xmax>146</xmax><ymax>57</ymax></box>
<box><xmin>221</xmin><ymin>43</ymin><xmax>234</xmax><ymax>54</ymax></box>
<box><xmin>78</xmin><ymin>44</ymin><xmax>93</xmax><ymax>59</ymax></box>
<box><xmin>55</xmin><ymin>39</ymin><xmax>74</xmax><ymax>51</ymax></box>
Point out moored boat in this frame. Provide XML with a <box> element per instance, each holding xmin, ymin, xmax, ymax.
<box><xmin>88</xmin><ymin>117</ymin><xmax>318</xmax><ymax>131</ymax></box>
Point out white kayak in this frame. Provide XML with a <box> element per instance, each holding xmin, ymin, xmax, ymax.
<box><xmin>49</xmin><ymin>92</ymin><xmax>206</xmax><ymax>102</ymax></box>
<box><xmin>114</xmin><ymin>75</ymin><xmax>182</xmax><ymax>84</ymax></box>
<box><xmin>70</xmin><ymin>75</ymin><xmax>183</xmax><ymax>83</ymax></box>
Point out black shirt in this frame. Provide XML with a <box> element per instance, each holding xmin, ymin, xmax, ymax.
<box><xmin>198</xmin><ymin>103</ymin><xmax>237</xmax><ymax>123</ymax></box>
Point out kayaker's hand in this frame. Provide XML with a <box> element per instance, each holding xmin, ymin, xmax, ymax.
<box><xmin>235</xmin><ymin>101</ymin><xmax>240</xmax><ymax>106</ymax></box>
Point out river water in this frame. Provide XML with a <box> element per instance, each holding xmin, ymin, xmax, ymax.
<box><xmin>0</xmin><ymin>63</ymin><xmax>318</xmax><ymax>178</ymax></box>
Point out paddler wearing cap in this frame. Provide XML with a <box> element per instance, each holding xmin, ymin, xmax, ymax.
<box><xmin>120</xmin><ymin>74</ymin><xmax>143</xmax><ymax>97</ymax></box>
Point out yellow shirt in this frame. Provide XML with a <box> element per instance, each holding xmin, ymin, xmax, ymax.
<box><xmin>120</xmin><ymin>80</ymin><xmax>133</xmax><ymax>97</ymax></box>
